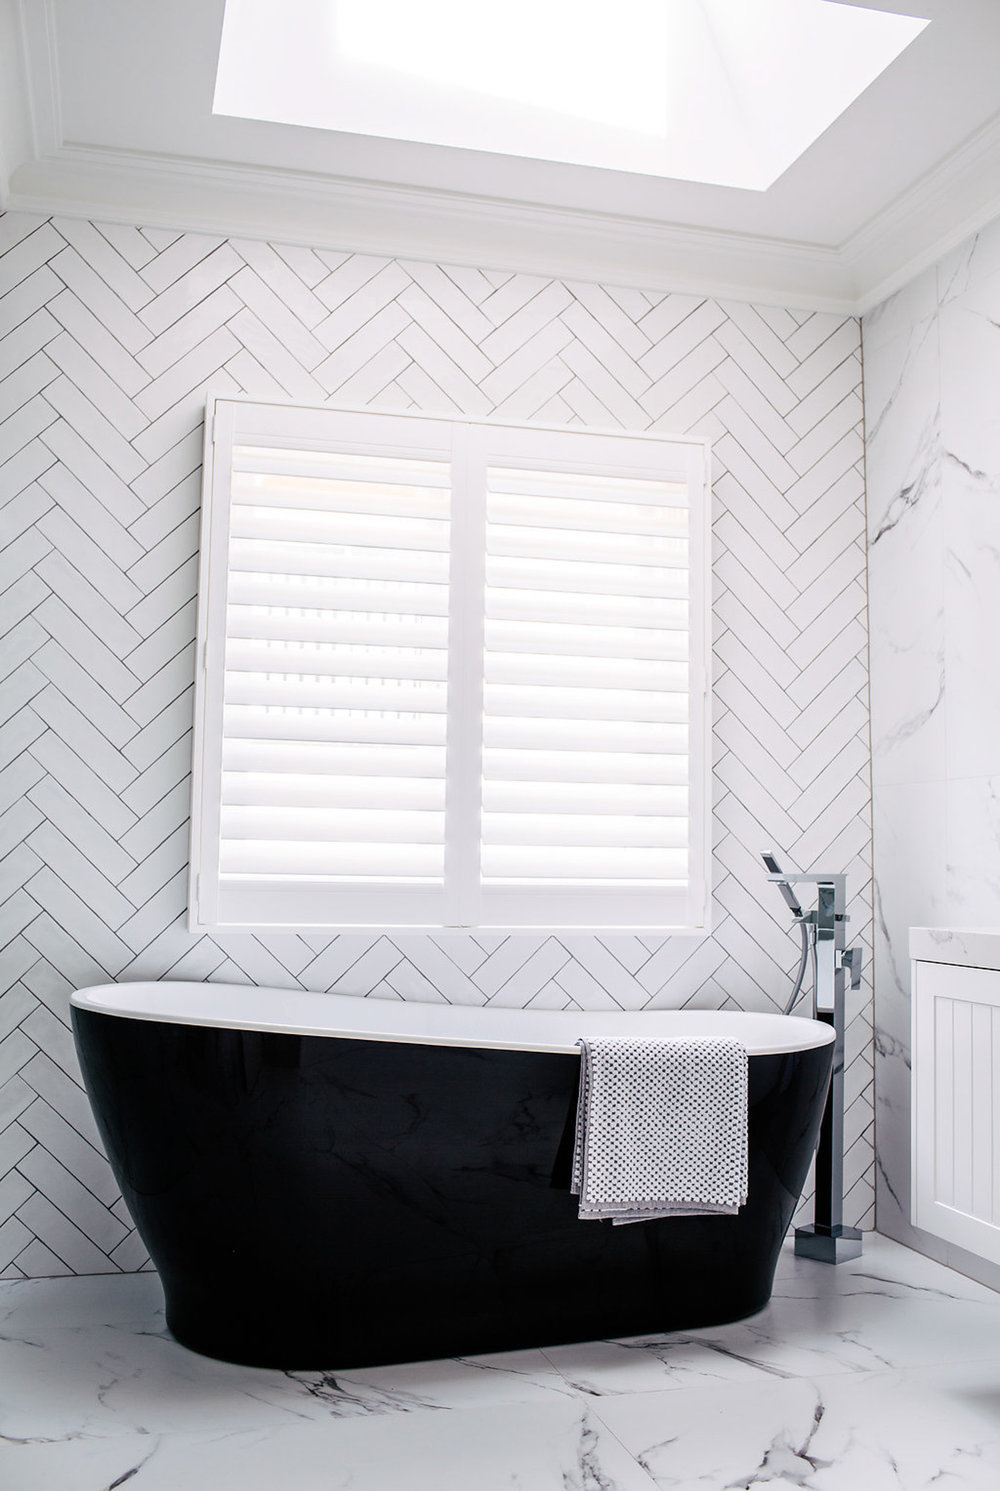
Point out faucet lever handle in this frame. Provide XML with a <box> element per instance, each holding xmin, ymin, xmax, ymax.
<box><xmin>840</xmin><ymin>946</ymin><xmax>863</xmax><ymax>990</ymax></box>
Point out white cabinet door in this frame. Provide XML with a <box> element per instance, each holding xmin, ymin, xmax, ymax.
<box><xmin>912</xmin><ymin>959</ymin><xmax>1000</xmax><ymax>1264</ymax></box>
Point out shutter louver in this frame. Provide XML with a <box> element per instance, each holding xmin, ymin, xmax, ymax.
<box><xmin>220</xmin><ymin>446</ymin><xmax>451</xmax><ymax>887</ymax></box>
<box><xmin>481</xmin><ymin>467</ymin><xmax>691</xmax><ymax>889</ymax></box>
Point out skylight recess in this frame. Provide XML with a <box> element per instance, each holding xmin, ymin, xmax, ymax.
<box><xmin>214</xmin><ymin>0</ymin><xmax>929</xmax><ymax>191</ymax></box>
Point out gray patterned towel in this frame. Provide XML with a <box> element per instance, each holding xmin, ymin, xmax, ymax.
<box><xmin>571</xmin><ymin>1038</ymin><xmax>749</xmax><ymax>1224</ymax></box>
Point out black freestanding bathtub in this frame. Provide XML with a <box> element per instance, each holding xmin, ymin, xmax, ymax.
<box><xmin>70</xmin><ymin>982</ymin><xmax>833</xmax><ymax>1369</ymax></box>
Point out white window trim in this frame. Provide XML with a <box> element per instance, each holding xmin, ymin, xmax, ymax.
<box><xmin>189</xmin><ymin>395</ymin><xmax>712</xmax><ymax>936</ymax></box>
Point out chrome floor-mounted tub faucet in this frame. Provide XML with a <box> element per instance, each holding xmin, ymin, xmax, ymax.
<box><xmin>763</xmin><ymin>852</ymin><xmax>864</xmax><ymax>1264</ymax></box>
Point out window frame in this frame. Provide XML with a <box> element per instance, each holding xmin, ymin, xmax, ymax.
<box><xmin>189</xmin><ymin>396</ymin><xmax>712</xmax><ymax>936</ymax></box>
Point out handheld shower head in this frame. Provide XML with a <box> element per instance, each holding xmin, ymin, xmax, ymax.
<box><xmin>761</xmin><ymin>851</ymin><xmax>805</xmax><ymax>918</ymax></box>
<box><xmin>763</xmin><ymin>851</ymin><xmax>812</xmax><ymax>1017</ymax></box>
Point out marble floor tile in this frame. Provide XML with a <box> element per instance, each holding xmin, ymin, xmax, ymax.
<box><xmin>3</xmin><ymin>1234</ymin><xmax>1000</xmax><ymax>1489</ymax></box>
<box><xmin>2</xmin><ymin>1398</ymin><xmax>658</xmax><ymax>1491</ymax></box>
<box><xmin>543</xmin><ymin>1236</ymin><xmax>1000</xmax><ymax>1399</ymax></box>
<box><xmin>592</xmin><ymin>1361</ymin><xmax>1000</xmax><ymax>1490</ymax></box>
<box><xmin>330</xmin><ymin>1347</ymin><xmax>577</xmax><ymax>1413</ymax></box>
<box><xmin>677</xmin><ymin>1285</ymin><xmax>1000</xmax><ymax>1380</ymax></box>
<box><xmin>770</xmin><ymin>1230</ymin><xmax>1000</xmax><ymax>1302</ymax></box>
<box><xmin>0</xmin><ymin>1275</ymin><xmax>576</xmax><ymax>1442</ymax></box>
<box><xmin>541</xmin><ymin>1292</ymin><xmax>1000</xmax><ymax>1400</ymax></box>
<box><xmin>541</xmin><ymin>1333</ymin><xmax>777</xmax><ymax>1397</ymax></box>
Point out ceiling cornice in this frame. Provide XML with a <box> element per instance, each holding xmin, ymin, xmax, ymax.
<box><xmin>11</xmin><ymin>125</ymin><xmax>1000</xmax><ymax>316</ymax></box>
<box><xmin>0</xmin><ymin>0</ymin><xmax>36</xmax><ymax>199</ymax></box>
<box><xmin>5</xmin><ymin>144</ymin><xmax>861</xmax><ymax>314</ymax></box>
<box><xmin>5</xmin><ymin>0</ymin><xmax>1000</xmax><ymax>318</ymax></box>
<box><xmin>844</xmin><ymin>108</ymin><xmax>1000</xmax><ymax>313</ymax></box>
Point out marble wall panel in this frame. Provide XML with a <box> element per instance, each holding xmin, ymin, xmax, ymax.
<box><xmin>865</xmin><ymin>211</ymin><xmax>1000</xmax><ymax>1288</ymax></box>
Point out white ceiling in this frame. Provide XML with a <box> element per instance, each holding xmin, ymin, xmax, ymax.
<box><xmin>213</xmin><ymin>0</ymin><xmax>930</xmax><ymax>192</ymax></box>
<box><xmin>3</xmin><ymin>0</ymin><xmax>1000</xmax><ymax>312</ymax></box>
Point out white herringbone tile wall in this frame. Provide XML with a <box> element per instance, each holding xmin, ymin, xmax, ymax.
<box><xmin>0</xmin><ymin>211</ymin><xmax>873</xmax><ymax>1277</ymax></box>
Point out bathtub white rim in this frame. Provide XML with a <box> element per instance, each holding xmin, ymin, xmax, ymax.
<box><xmin>70</xmin><ymin>980</ymin><xmax>835</xmax><ymax>1057</ymax></box>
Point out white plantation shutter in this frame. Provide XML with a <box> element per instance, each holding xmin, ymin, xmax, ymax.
<box><xmin>193</xmin><ymin>403</ymin><xmax>456</xmax><ymax>928</ymax></box>
<box><xmin>191</xmin><ymin>401</ymin><xmax>710</xmax><ymax>932</ymax></box>
<box><xmin>470</xmin><ymin>423</ymin><xmax>708</xmax><ymax>930</ymax></box>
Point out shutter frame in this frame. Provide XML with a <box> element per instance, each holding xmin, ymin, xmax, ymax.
<box><xmin>190</xmin><ymin>398</ymin><xmax>712</xmax><ymax>934</ymax></box>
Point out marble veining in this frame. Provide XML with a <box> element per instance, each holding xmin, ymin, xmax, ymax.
<box><xmin>864</xmin><ymin>206</ymin><xmax>1000</xmax><ymax>1289</ymax></box>
<box><xmin>598</xmin><ymin>1365</ymin><xmax>1000</xmax><ymax>1491</ymax></box>
<box><xmin>909</xmin><ymin>926</ymin><xmax>1000</xmax><ymax>971</ymax></box>
<box><xmin>3</xmin><ymin>1235</ymin><xmax>1000</xmax><ymax>1489</ymax></box>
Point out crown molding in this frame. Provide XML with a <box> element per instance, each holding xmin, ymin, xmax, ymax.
<box><xmin>0</xmin><ymin>0</ymin><xmax>37</xmax><ymax>201</ymax></box>
<box><xmin>6</xmin><ymin>144</ymin><xmax>860</xmax><ymax>314</ymax></box>
<box><xmin>6</xmin><ymin>70</ymin><xmax>1000</xmax><ymax>318</ymax></box>
<box><xmin>845</xmin><ymin>109</ymin><xmax>1000</xmax><ymax>314</ymax></box>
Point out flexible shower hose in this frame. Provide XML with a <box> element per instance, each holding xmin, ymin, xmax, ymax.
<box><xmin>782</xmin><ymin>917</ymin><xmax>815</xmax><ymax>1016</ymax></box>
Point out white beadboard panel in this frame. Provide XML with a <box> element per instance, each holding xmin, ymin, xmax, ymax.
<box><xmin>913</xmin><ymin>960</ymin><xmax>1000</xmax><ymax>1263</ymax></box>
<box><xmin>0</xmin><ymin>210</ymin><xmax>874</xmax><ymax>1276</ymax></box>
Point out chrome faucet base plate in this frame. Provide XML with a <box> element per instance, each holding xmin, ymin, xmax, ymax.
<box><xmin>794</xmin><ymin>1224</ymin><xmax>863</xmax><ymax>1264</ymax></box>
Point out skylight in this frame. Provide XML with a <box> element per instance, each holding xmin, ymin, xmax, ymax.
<box><xmin>213</xmin><ymin>0</ymin><xmax>929</xmax><ymax>192</ymax></box>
